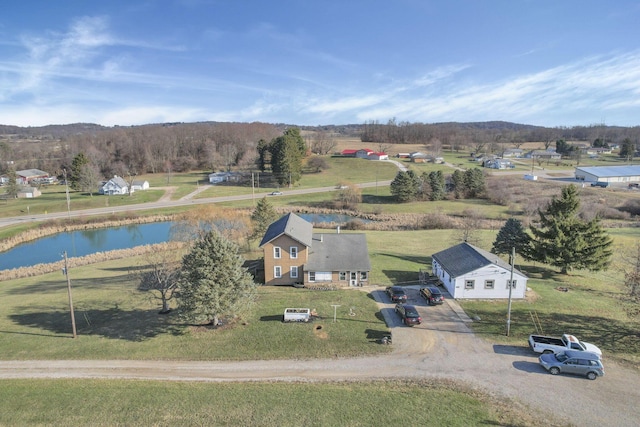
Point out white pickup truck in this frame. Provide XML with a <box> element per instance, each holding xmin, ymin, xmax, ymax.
<box><xmin>283</xmin><ymin>308</ymin><xmax>311</xmax><ymax>323</ymax></box>
<box><xmin>528</xmin><ymin>333</ymin><xmax>602</xmax><ymax>357</ymax></box>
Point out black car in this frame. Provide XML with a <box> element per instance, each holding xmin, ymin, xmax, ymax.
<box><xmin>420</xmin><ymin>286</ymin><xmax>444</xmax><ymax>305</ymax></box>
<box><xmin>386</xmin><ymin>286</ymin><xmax>407</xmax><ymax>303</ymax></box>
<box><xmin>395</xmin><ymin>304</ymin><xmax>422</xmax><ymax>326</ymax></box>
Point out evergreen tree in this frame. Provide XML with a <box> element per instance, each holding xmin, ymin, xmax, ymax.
<box><xmin>620</xmin><ymin>138</ymin><xmax>635</xmax><ymax>161</ymax></box>
<box><xmin>450</xmin><ymin>170</ymin><xmax>464</xmax><ymax>199</ymax></box>
<box><xmin>390</xmin><ymin>170</ymin><xmax>420</xmax><ymax>202</ymax></box>
<box><xmin>4</xmin><ymin>168</ymin><xmax>19</xmax><ymax>198</ymax></box>
<box><xmin>428</xmin><ymin>170</ymin><xmax>446</xmax><ymax>201</ymax></box>
<box><xmin>250</xmin><ymin>197</ymin><xmax>278</xmax><ymax>242</ymax></box>
<box><xmin>529</xmin><ymin>184</ymin><xmax>613</xmax><ymax>274</ymax></box>
<box><xmin>464</xmin><ymin>168</ymin><xmax>485</xmax><ymax>198</ymax></box>
<box><xmin>177</xmin><ymin>230</ymin><xmax>257</xmax><ymax>326</ymax></box>
<box><xmin>70</xmin><ymin>153</ymin><xmax>89</xmax><ymax>191</ymax></box>
<box><xmin>256</xmin><ymin>139</ymin><xmax>270</xmax><ymax>172</ymax></box>
<box><xmin>492</xmin><ymin>218</ymin><xmax>531</xmax><ymax>259</ymax></box>
<box><xmin>269</xmin><ymin>128</ymin><xmax>305</xmax><ymax>187</ymax></box>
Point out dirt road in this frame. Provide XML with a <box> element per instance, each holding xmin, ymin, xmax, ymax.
<box><xmin>1</xmin><ymin>286</ymin><xmax>638</xmax><ymax>426</ymax></box>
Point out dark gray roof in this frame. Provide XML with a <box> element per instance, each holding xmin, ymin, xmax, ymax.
<box><xmin>259</xmin><ymin>212</ymin><xmax>313</xmax><ymax>247</ymax></box>
<box><xmin>305</xmin><ymin>233</ymin><xmax>371</xmax><ymax>271</ymax></box>
<box><xmin>575</xmin><ymin>165</ymin><xmax>640</xmax><ymax>178</ymax></box>
<box><xmin>432</xmin><ymin>242</ymin><xmax>525</xmax><ymax>278</ymax></box>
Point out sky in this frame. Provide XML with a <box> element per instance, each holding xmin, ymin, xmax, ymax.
<box><xmin>1</xmin><ymin>1</ymin><xmax>640</xmax><ymax>128</ymax></box>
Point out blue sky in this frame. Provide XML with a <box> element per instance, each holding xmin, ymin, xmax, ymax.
<box><xmin>2</xmin><ymin>1</ymin><xmax>640</xmax><ymax>127</ymax></box>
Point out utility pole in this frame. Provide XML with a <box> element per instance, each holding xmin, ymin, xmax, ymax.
<box><xmin>506</xmin><ymin>246</ymin><xmax>515</xmax><ymax>337</ymax></box>
<box><xmin>63</xmin><ymin>251</ymin><xmax>77</xmax><ymax>338</ymax></box>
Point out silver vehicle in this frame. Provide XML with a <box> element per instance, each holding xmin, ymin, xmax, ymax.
<box><xmin>539</xmin><ymin>350</ymin><xmax>604</xmax><ymax>380</ymax></box>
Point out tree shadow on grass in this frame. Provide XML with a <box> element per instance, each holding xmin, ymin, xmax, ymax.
<box><xmin>518</xmin><ymin>265</ymin><xmax>564</xmax><ymax>281</ymax></box>
<box><xmin>10</xmin><ymin>307</ymin><xmax>184</xmax><ymax>341</ymax></box>
<box><xmin>7</xmin><ymin>274</ymin><xmax>137</xmax><ymax>295</ymax></box>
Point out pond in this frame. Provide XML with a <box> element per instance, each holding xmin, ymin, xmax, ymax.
<box><xmin>0</xmin><ymin>222</ymin><xmax>174</xmax><ymax>270</ymax></box>
<box><xmin>0</xmin><ymin>213</ymin><xmax>370</xmax><ymax>271</ymax></box>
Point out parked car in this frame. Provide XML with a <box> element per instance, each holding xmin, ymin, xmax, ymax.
<box><xmin>591</xmin><ymin>181</ymin><xmax>609</xmax><ymax>188</ymax></box>
<box><xmin>529</xmin><ymin>333</ymin><xmax>602</xmax><ymax>357</ymax></box>
<box><xmin>269</xmin><ymin>191</ymin><xmax>283</xmax><ymax>195</ymax></box>
<box><xmin>385</xmin><ymin>286</ymin><xmax>407</xmax><ymax>303</ymax></box>
<box><xmin>420</xmin><ymin>286</ymin><xmax>444</xmax><ymax>305</ymax></box>
<box><xmin>394</xmin><ymin>304</ymin><xmax>422</xmax><ymax>326</ymax></box>
<box><xmin>539</xmin><ymin>350</ymin><xmax>604</xmax><ymax>380</ymax></box>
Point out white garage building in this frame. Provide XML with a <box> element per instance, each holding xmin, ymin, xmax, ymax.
<box><xmin>575</xmin><ymin>165</ymin><xmax>640</xmax><ymax>184</ymax></box>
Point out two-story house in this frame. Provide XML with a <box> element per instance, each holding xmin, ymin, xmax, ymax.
<box><xmin>259</xmin><ymin>213</ymin><xmax>371</xmax><ymax>287</ymax></box>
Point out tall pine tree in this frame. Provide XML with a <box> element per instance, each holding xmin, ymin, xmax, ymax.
<box><xmin>177</xmin><ymin>230</ymin><xmax>257</xmax><ymax>326</ymax></box>
<box><xmin>529</xmin><ymin>184</ymin><xmax>612</xmax><ymax>274</ymax></box>
<box><xmin>250</xmin><ymin>197</ymin><xmax>278</xmax><ymax>242</ymax></box>
<box><xmin>492</xmin><ymin>218</ymin><xmax>531</xmax><ymax>259</ymax></box>
<box><xmin>390</xmin><ymin>170</ymin><xmax>420</xmax><ymax>202</ymax></box>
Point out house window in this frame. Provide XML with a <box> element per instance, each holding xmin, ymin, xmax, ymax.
<box><xmin>465</xmin><ymin>280</ymin><xmax>475</xmax><ymax>289</ymax></box>
<box><xmin>484</xmin><ymin>280</ymin><xmax>495</xmax><ymax>289</ymax></box>
<box><xmin>274</xmin><ymin>266</ymin><xmax>282</xmax><ymax>278</ymax></box>
<box><xmin>273</xmin><ymin>247</ymin><xmax>281</xmax><ymax>259</ymax></box>
<box><xmin>290</xmin><ymin>266</ymin><xmax>298</xmax><ymax>278</ymax></box>
<box><xmin>309</xmin><ymin>272</ymin><xmax>331</xmax><ymax>282</ymax></box>
<box><xmin>339</xmin><ymin>272</ymin><xmax>347</xmax><ymax>281</ymax></box>
<box><xmin>507</xmin><ymin>280</ymin><xmax>517</xmax><ymax>289</ymax></box>
<box><xmin>290</xmin><ymin>246</ymin><xmax>298</xmax><ymax>259</ymax></box>
<box><xmin>360</xmin><ymin>271</ymin><xmax>368</xmax><ymax>281</ymax></box>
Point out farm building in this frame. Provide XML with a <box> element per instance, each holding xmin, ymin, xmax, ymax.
<box><xmin>574</xmin><ymin>165</ymin><xmax>640</xmax><ymax>184</ymax></box>
<box><xmin>431</xmin><ymin>242</ymin><xmax>527</xmax><ymax>300</ymax></box>
<box><xmin>15</xmin><ymin>169</ymin><xmax>50</xmax><ymax>185</ymax></box>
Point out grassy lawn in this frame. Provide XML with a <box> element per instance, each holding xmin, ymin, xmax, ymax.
<box><xmin>0</xmin><ymin>255</ymin><xmax>390</xmax><ymax>360</ymax></box>
<box><xmin>0</xmin><ymin>378</ymin><xmax>552</xmax><ymax>427</ymax></box>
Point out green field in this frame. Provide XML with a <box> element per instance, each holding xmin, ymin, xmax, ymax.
<box><xmin>0</xmin><ymin>379</ymin><xmax>556</xmax><ymax>427</ymax></box>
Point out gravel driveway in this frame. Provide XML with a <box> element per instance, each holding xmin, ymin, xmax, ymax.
<box><xmin>1</xmin><ymin>286</ymin><xmax>638</xmax><ymax>427</ymax></box>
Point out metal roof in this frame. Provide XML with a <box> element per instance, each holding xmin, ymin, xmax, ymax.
<box><xmin>305</xmin><ymin>233</ymin><xmax>371</xmax><ymax>271</ymax></box>
<box><xmin>575</xmin><ymin>165</ymin><xmax>640</xmax><ymax>177</ymax></box>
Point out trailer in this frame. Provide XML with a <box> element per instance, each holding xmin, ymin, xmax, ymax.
<box><xmin>283</xmin><ymin>308</ymin><xmax>311</xmax><ymax>323</ymax></box>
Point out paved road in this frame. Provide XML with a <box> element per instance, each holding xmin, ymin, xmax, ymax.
<box><xmin>1</xmin><ymin>286</ymin><xmax>639</xmax><ymax>427</ymax></box>
<box><xmin>0</xmin><ymin>180</ymin><xmax>393</xmax><ymax>230</ymax></box>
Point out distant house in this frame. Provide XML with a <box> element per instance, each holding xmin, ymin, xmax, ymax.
<box><xmin>16</xmin><ymin>169</ymin><xmax>50</xmax><ymax>185</ymax></box>
<box><xmin>585</xmin><ymin>147</ymin><xmax>612</xmax><ymax>156</ymax></box>
<box><xmin>502</xmin><ymin>148</ymin><xmax>524</xmax><ymax>158</ymax></box>
<box><xmin>131</xmin><ymin>180</ymin><xmax>150</xmax><ymax>191</ymax></box>
<box><xmin>525</xmin><ymin>150</ymin><xmax>561</xmax><ymax>161</ymax></box>
<box><xmin>99</xmin><ymin>176</ymin><xmax>130</xmax><ymax>195</ymax></box>
<box><xmin>259</xmin><ymin>213</ymin><xmax>371</xmax><ymax>287</ymax></box>
<box><xmin>369</xmin><ymin>152</ymin><xmax>389</xmax><ymax>160</ymax></box>
<box><xmin>483</xmin><ymin>158</ymin><xmax>514</xmax><ymax>169</ymax></box>
<box><xmin>431</xmin><ymin>242</ymin><xmax>528</xmax><ymax>299</ymax></box>
<box><xmin>340</xmin><ymin>148</ymin><xmax>388</xmax><ymax>161</ymax></box>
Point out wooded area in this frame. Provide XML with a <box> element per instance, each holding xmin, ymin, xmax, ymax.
<box><xmin>1</xmin><ymin>120</ymin><xmax>639</xmax><ymax>181</ymax></box>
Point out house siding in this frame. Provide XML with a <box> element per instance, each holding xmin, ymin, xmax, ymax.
<box><xmin>262</xmin><ymin>235</ymin><xmax>307</xmax><ymax>285</ymax></box>
<box><xmin>433</xmin><ymin>260</ymin><xmax>526</xmax><ymax>299</ymax></box>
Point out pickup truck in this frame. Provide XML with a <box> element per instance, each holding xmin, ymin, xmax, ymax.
<box><xmin>528</xmin><ymin>334</ymin><xmax>602</xmax><ymax>357</ymax></box>
<box><xmin>283</xmin><ymin>308</ymin><xmax>311</xmax><ymax>323</ymax></box>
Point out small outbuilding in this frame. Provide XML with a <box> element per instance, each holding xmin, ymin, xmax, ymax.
<box><xmin>131</xmin><ymin>180</ymin><xmax>150</xmax><ymax>191</ymax></box>
<box><xmin>431</xmin><ymin>242</ymin><xmax>527</xmax><ymax>299</ymax></box>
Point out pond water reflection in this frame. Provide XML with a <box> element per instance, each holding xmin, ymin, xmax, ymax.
<box><xmin>0</xmin><ymin>222</ymin><xmax>174</xmax><ymax>270</ymax></box>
